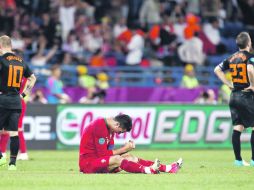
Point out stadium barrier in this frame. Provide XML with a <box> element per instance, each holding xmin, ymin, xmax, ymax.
<box><xmin>24</xmin><ymin>104</ymin><xmax>252</xmax><ymax>150</ymax></box>
<box><xmin>24</xmin><ymin>104</ymin><xmax>57</xmax><ymax>149</ymax></box>
<box><xmin>32</xmin><ymin>65</ymin><xmax>221</xmax><ymax>87</ymax></box>
<box><xmin>42</xmin><ymin>86</ymin><xmax>216</xmax><ymax>103</ymax></box>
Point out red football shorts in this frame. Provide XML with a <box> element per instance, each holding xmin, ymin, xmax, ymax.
<box><xmin>80</xmin><ymin>156</ymin><xmax>111</xmax><ymax>174</ymax></box>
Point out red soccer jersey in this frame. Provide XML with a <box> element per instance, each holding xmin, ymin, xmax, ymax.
<box><xmin>79</xmin><ymin>118</ymin><xmax>114</xmax><ymax>159</ymax></box>
<box><xmin>20</xmin><ymin>78</ymin><xmax>27</xmax><ymax>93</ymax></box>
<box><xmin>18</xmin><ymin>78</ymin><xmax>27</xmax><ymax>129</ymax></box>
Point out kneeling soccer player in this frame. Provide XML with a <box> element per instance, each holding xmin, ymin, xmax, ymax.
<box><xmin>79</xmin><ymin>114</ymin><xmax>183</xmax><ymax>174</ymax></box>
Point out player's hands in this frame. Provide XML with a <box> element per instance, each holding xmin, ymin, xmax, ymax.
<box><xmin>128</xmin><ymin>140</ymin><xmax>135</xmax><ymax>149</ymax></box>
<box><xmin>123</xmin><ymin>140</ymin><xmax>135</xmax><ymax>152</ymax></box>
<box><xmin>242</xmin><ymin>86</ymin><xmax>254</xmax><ymax>92</ymax></box>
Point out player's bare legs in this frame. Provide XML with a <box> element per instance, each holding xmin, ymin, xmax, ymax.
<box><xmin>121</xmin><ymin>153</ymin><xmax>182</xmax><ymax>173</ymax></box>
<box><xmin>232</xmin><ymin>125</ymin><xmax>247</xmax><ymax>166</ymax></box>
<box><xmin>107</xmin><ymin>155</ymin><xmax>160</xmax><ymax>174</ymax></box>
<box><xmin>250</xmin><ymin>127</ymin><xmax>254</xmax><ymax>166</ymax></box>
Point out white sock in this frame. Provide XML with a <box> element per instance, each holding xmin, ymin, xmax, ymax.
<box><xmin>144</xmin><ymin>167</ymin><xmax>152</xmax><ymax>174</ymax></box>
<box><xmin>165</xmin><ymin>165</ymin><xmax>172</xmax><ymax>172</ymax></box>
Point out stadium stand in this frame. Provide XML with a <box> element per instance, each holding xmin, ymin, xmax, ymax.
<box><xmin>0</xmin><ymin>0</ymin><xmax>253</xmax><ymax>103</ymax></box>
<box><xmin>32</xmin><ymin>65</ymin><xmax>221</xmax><ymax>87</ymax></box>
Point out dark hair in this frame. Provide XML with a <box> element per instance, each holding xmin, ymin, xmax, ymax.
<box><xmin>92</xmin><ymin>90</ymin><xmax>106</xmax><ymax>99</ymax></box>
<box><xmin>202</xmin><ymin>91</ymin><xmax>209</xmax><ymax>99</ymax></box>
<box><xmin>236</xmin><ymin>32</ymin><xmax>250</xmax><ymax>49</ymax></box>
<box><xmin>114</xmin><ymin>114</ymin><xmax>132</xmax><ymax>132</ymax></box>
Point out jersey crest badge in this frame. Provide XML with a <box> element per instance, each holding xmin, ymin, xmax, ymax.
<box><xmin>99</xmin><ymin>138</ymin><xmax>105</xmax><ymax>144</ymax></box>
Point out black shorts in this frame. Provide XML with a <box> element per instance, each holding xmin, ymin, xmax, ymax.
<box><xmin>0</xmin><ymin>107</ymin><xmax>21</xmax><ymax>131</ymax></box>
<box><xmin>229</xmin><ymin>91</ymin><xmax>254</xmax><ymax>128</ymax></box>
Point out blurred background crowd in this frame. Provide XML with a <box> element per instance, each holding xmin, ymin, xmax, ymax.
<box><xmin>0</xmin><ymin>0</ymin><xmax>253</xmax><ymax>104</ymax></box>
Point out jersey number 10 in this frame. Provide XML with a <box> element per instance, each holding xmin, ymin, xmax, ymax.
<box><xmin>8</xmin><ymin>65</ymin><xmax>23</xmax><ymax>88</ymax></box>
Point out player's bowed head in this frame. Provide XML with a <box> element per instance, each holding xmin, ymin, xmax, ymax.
<box><xmin>108</xmin><ymin>114</ymin><xmax>132</xmax><ymax>134</ymax></box>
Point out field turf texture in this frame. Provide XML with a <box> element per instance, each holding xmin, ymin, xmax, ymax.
<box><xmin>0</xmin><ymin>150</ymin><xmax>253</xmax><ymax>190</ymax></box>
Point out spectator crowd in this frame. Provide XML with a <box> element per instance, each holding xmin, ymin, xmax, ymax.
<box><xmin>0</xmin><ymin>0</ymin><xmax>254</xmax><ymax>104</ymax></box>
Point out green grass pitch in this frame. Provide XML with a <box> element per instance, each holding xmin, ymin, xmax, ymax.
<box><xmin>0</xmin><ymin>150</ymin><xmax>253</xmax><ymax>190</ymax></box>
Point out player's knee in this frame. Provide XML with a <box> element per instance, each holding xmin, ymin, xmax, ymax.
<box><xmin>121</xmin><ymin>153</ymin><xmax>138</xmax><ymax>162</ymax></box>
<box><xmin>110</xmin><ymin>155</ymin><xmax>124</xmax><ymax>166</ymax></box>
<box><xmin>8</xmin><ymin>131</ymin><xmax>18</xmax><ymax>137</ymax></box>
<box><xmin>115</xmin><ymin>155</ymin><xmax>124</xmax><ymax>164</ymax></box>
<box><xmin>121</xmin><ymin>153</ymin><xmax>131</xmax><ymax>158</ymax></box>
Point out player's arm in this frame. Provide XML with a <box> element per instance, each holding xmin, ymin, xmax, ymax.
<box><xmin>214</xmin><ymin>65</ymin><xmax>233</xmax><ymax>89</ymax></box>
<box><xmin>94</xmin><ymin>138</ymin><xmax>134</xmax><ymax>157</ymax></box>
<box><xmin>243</xmin><ymin>64</ymin><xmax>254</xmax><ymax>92</ymax></box>
<box><xmin>112</xmin><ymin>141</ymin><xmax>135</xmax><ymax>155</ymax></box>
<box><xmin>21</xmin><ymin>63</ymin><xmax>37</xmax><ymax>98</ymax></box>
<box><xmin>108</xmin><ymin>135</ymin><xmax>135</xmax><ymax>155</ymax></box>
<box><xmin>247</xmin><ymin>64</ymin><xmax>254</xmax><ymax>86</ymax></box>
<box><xmin>21</xmin><ymin>74</ymin><xmax>36</xmax><ymax>98</ymax></box>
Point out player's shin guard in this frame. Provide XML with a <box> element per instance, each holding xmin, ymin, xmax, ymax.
<box><xmin>18</xmin><ymin>131</ymin><xmax>27</xmax><ymax>153</ymax></box>
<box><xmin>251</xmin><ymin>131</ymin><xmax>254</xmax><ymax>161</ymax></box>
<box><xmin>232</xmin><ymin>130</ymin><xmax>242</xmax><ymax>161</ymax></box>
<box><xmin>0</xmin><ymin>133</ymin><xmax>9</xmax><ymax>153</ymax></box>
<box><xmin>9</xmin><ymin>136</ymin><xmax>19</xmax><ymax>165</ymax></box>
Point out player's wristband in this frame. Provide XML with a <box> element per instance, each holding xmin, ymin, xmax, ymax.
<box><xmin>21</xmin><ymin>92</ymin><xmax>26</xmax><ymax>98</ymax></box>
